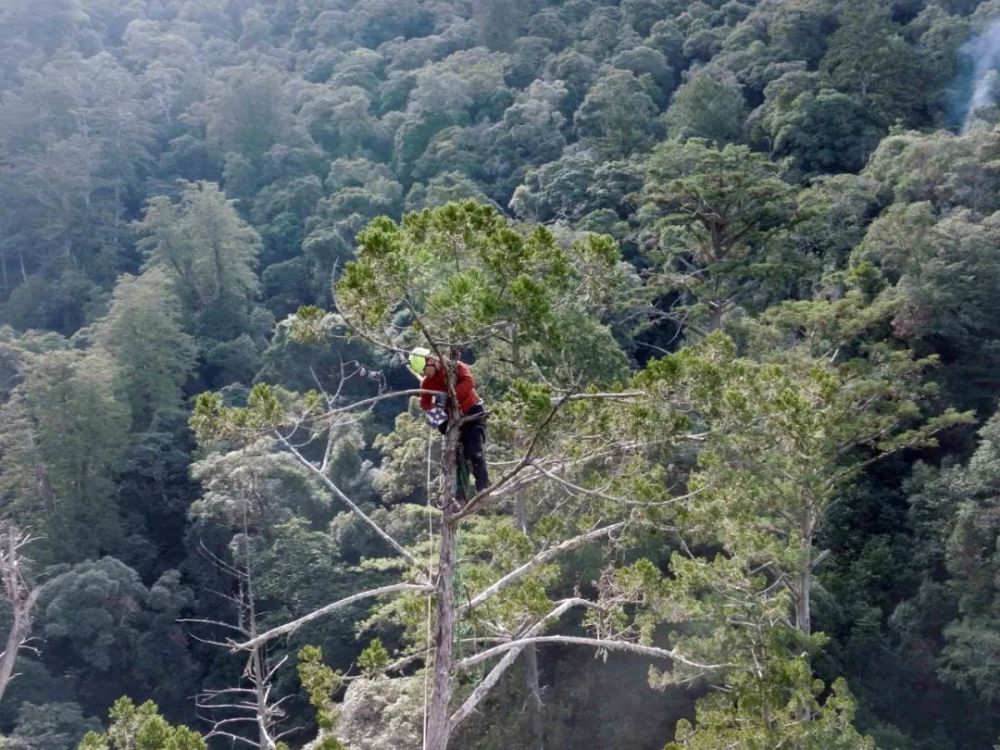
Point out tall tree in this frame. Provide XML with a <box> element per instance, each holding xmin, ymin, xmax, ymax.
<box><xmin>640</xmin><ymin>331</ymin><xmax>968</xmax><ymax>746</ymax></box>
<box><xmin>640</xmin><ymin>138</ymin><xmax>798</xmax><ymax>337</ymax></box>
<box><xmin>193</xmin><ymin>203</ymin><xmax>686</xmax><ymax>750</ymax></box>
<box><xmin>473</xmin><ymin>0</ymin><xmax>526</xmax><ymax>50</ymax></box>
<box><xmin>574</xmin><ymin>69</ymin><xmax>662</xmax><ymax>156</ymax></box>
<box><xmin>753</xmin><ymin>73</ymin><xmax>881</xmax><ymax>175</ymax></box>
<box><xmin>906</xmin><ymin>410</ymin><xmax>1000</xmax><ymax>705</ymax></box>
<box><xmin>0</xmin><ymin>348</ymin><xmax>129</xmax><ymax>564</ymax></box>
<box><xmin>0</xmin><ymin>524</ymin><xmax>41</xmax><ymax>706</ymax></box>
<box><xmin>820</xmin><ymin>0</ymin><xmax>924</xmax><ymax>127</ymax></box>
<box><xmin>852</xmin><ymin>202</ymin><xmax>1000</xmax><ymax>414</ymax></box>
<box><xmin>135</xmin><ymin>181</ymin><xmax>262</xmax><ymax>338</ymax></box>
<box><xmin>95</xmin><ymin>269</ymin><xmax>198</xmax><ymax>431</ymax></box>
<box><xmin>663</xmin><ymin>70</ymin><xmax>747</xmax><ymax>145</ymax></box>
<box><xmin>202</xmin><ymin>64</ymin><xmax>291</xmax><ymax>162</ymax></box>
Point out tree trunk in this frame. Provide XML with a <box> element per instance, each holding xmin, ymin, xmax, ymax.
<box><xmin>0</xmin><ymin>528</ymin><xmax>38</xmax><ymax>705</ymax></box>
<box><xmin>427</xmin><ymin>513</ymin><xmax>457</xmax><ymax>749</ymax></box>
<box><xmin>706</xmin><ymin>299</ymin><xmax>726</xmax><ymax>333</ymax></box>
<box><xmin>516</xmin><ymin>497</ymin><xmax>544</xmax><ymax>750</ymax></box>
<box><xmin>426</xmin><ymin>411</ymin><xmax>461</xmax><ymax>749</ymax></box>
<box><xmin>252</xmin><ymin>645</ymin><xmax>275</xmax><ymax>750</ymax></box>
<box><xmin>242</xmin><ymin>516</ymin><xmax>276</xmax><ymax>749</ymax></box>
<box><xmin>522</xmin><ymin>641</ymin><xmax>544</xmax><ymax>750</ymax></box>
<box><xmin>794</xmin><ymin>512</ymin><xmax>814</xmax><ymax>635</ymax></box>
<box><xmin>510</xmin><ymin>332</ymin><xmax>544</xmax><ymax>750</ymax></box>
<box><xmin>792</xmin><ymin>513</ymin><xmax>814</xmax><ymax>723</ymax></box>
<box><xmin>0</xmin><ymin>609</ymin><xmax>27</xmax><ymax>705</ymax></box>
<box><xmin>795</xmin><ymin>564</ymin><xmax>811</xmax><ymax>636</ymax></box>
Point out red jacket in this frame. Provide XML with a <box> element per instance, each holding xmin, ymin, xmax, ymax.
<box><xmin>420</xmin><ymin>361</ymin><xmax>481</xmax><ymax>415</ymax></box>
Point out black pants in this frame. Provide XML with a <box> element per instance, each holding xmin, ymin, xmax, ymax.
<box><xmin>459</xmin><ymin>404</ymin><xmax>489</xmax><ymax>494</ymax></box>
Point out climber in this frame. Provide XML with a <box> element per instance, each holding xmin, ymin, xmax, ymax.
<box><xmin>409</xmin><ymin>347</ymin><xmax>490</xmax><ymax>497</ymax></box>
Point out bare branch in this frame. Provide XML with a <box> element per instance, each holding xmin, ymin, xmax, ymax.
<box><xmin>450</xmin><ymin>597</ymin><xmax>597</xmax><ymax>728</ymax></box>
<box><xmin>203</xmin><ymin>729</ymin><xmax>261</xmax><ymax>747</ymax></box>
<box><xmin>197</xmin><ymin>541</ymin><xmax>246</xmax><ymax>580</ymax></box>
<box><xmin>456</xmin><ymin>392</ymin><xmax>576</xmax><ymax>520</ymax></box>
<box><xmin>233</xmin><ymin>583</ymin><xmax>434</xmax><ymax>651</ymax></box>
<box><xmin>457</xmin><ymin>636</ymin><xmax>730</xmax><ymax>674</ymax></box>
<box><xmin>377</xmin><ymin>648</ymin><xmax>430</xmax><ymax>677</ymax></box>
<box><xmin>455</xmin><ymin>522</ymin><xmax>626</xmax><ymax>617</ymax></box>
<box><xmin>528</xmin><ymin>461</ymin><xmax>628</xmax><ymax>503</ymax></box>
<box><xmin>321</xmin><ymin>388</ymin><xmax>444</xmax><ymax>418</ymax></box>
<box><xmin>0</xmin><ymin>525</ymin><xmax>39</xmax><ymax>704</ymax></box>
<box><xmin>178</xmin><ymin>618</ymin><xmax>249</xmax><ymax>635</ymax></box>
<box><xmin>276</xmin><ymin>432</ymin><xmax>420</xmax><ymax>567</ymax></box>
<box><xmin>562</xmin><ymin>391</ymin><xmax>645</xmax><ymax>401</ymax></box>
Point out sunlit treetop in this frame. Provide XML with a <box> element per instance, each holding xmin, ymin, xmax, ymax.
<box><xmin>334</xmin><ymin>200</ymin><xmax>619</xmax><ymax>353</ymax></box>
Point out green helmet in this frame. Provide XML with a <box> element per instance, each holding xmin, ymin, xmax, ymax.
<box><xmin>408</xmin><ymin>347</ymin><xmax>432</xmax><ymax>377</ymax></box>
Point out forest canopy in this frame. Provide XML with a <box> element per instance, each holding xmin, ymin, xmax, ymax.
<box><xmin>0</xmin><ymin>0</ymin><xmax>1000</xmax><ymax>749</ymax></box>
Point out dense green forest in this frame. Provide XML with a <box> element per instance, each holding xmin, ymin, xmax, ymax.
<box><xmin>1</xmin><ymin>0</ymin><xmax>1000</xmax><ymax>747</ymax></box>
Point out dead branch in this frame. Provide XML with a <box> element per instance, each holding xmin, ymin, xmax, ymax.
<box><xmin>0</xmin><ymin>524</ymin><xmax>40</xmax><ymax>705</ymax></box>
<box><xmin>456</xmin><ymin>635</ymin><xmax>731</xmax><ymax>675</ymax></box>
<box><xmin>455</xmin><ymin>522</ymin><xmax>627</xmax><ymax>617</ymax></box>
<box><xmin>276</xmin><ymin>432</ymin><xmax>421</xmax><ymax>567</ymax></box>
<box><xmin>449</xmin><ymin>597</ymin><xmax>599</xmax><ymax>728</ymax></box>
<box><xmin>233</xmin><ymin>583</ymin><xmax>435</xmax><ymax>651</ymax></box>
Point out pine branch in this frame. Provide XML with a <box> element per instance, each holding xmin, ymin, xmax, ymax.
<box><xmin>456</xmin><ymin>391</ymin><xmax>576</xmax><ymax>519</ymax></box>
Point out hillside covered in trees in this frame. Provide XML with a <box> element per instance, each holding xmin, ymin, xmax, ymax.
<box><xmin>1</xmin><ymin>0</ymin><xmax>1000</xmax><ymax>747</ymax></box>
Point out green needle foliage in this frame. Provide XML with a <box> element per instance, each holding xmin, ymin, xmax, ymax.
<box><xmin>641</xmin><ymin>139</ymin><xmax>799</xmax><ymax>336</ymax></box>
<box><xmin>336</xmin><ymin>200</ymin><xmax>617</xmax><ymax>350</ymax></box>
<box><xmin>298</xmin><ymin>646</ymin><xmax>347</xmax><ymax>750</ymax></box>
<box><xmin>634</xmin><ymin>332</ymin><xmax>971</xmax><ymax>747</ymax></box>
<box><xmin>78</xmin><ymin>698</ymin><xmax>206</xmax><ymax>750</ymax></box>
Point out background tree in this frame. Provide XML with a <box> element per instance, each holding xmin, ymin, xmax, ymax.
<box><xmin>904</xmin><ymin>411</ymin><xmax>1000</xmax><ymax>707</ymax></box>
<box><xmin>640</xmin><ymin>331</ymin><xmax>966</xmax><ymax>747</ymax></box>
<box><xmin>819</xmin><ymin>0</ymin><xmax>925</xmax><ymax>127</ymax></box>
<box><xmin>0</xmin><ymin>349</ymin><xmax>129</xmax><ymax>565</ymax></box>
<box><xmin>663</xmin><ymin>70</ymin><xmax>747</xmax><ymax>144</ymax></box>
<box><xmin>94</xmin><ymin>269</ymin><xmax>198</xmax><ymax>431</ymax></box>
<box><xmin>201</xmin><ymin>64</ymin><xmax>291</xmax><ymax>164</ymax></box>
<box><xmin>640</xmin><ymin>139</ymin><xmax>798</xmax><ymax>337</ymax></box>
<box><xmin>574</xmin><ymin>69</ymin><xmax>663</xmax><ymax>156</ymax></box>
<box><xmin>135</xmin><ymin>181</ymin><xmax>262</xmax><ymax>340</ymax></box>
<box><xmin>753</xmin><ymin>73</ymin><xmax>881</xmax><ymax>175</ymax></box>
<box><xmin>188</xmin><ymin>532</ymin><xmax>298</xmax><ymax>749</ymax></box>
<box><xmin>3</xmin><ymin>701</ymin><xmax>100</xmax><ymax>750</ymax></box>
<box><xmin>0</xmin><ymin>525</ymin><xmax>40</xmax><ymax>705</ymax></box>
